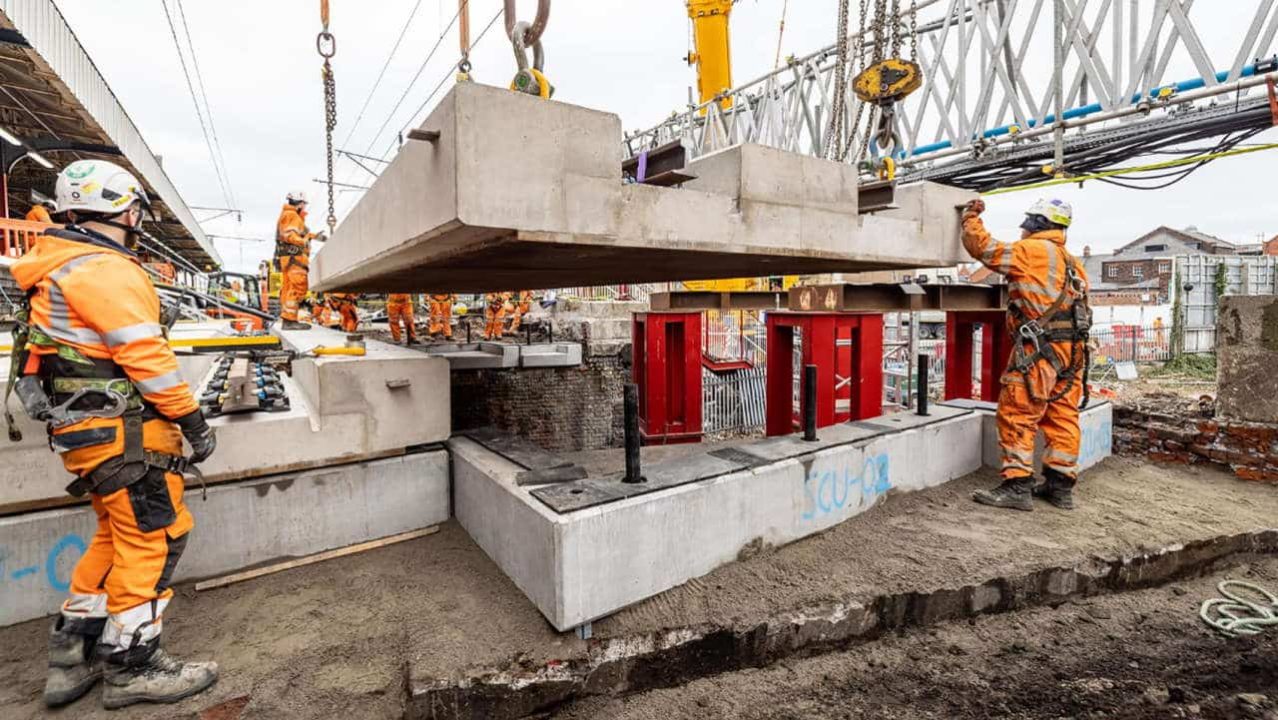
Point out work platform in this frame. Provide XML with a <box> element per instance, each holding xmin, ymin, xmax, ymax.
<box><xmin>312</xmin><ymin>82</ymin><xmax>976</xmax><ymax>293</ymax></box>
<box><xmin>0</xmin><ymin>323</ymin><xmax>450</xmax><ymax>513</ymax></box>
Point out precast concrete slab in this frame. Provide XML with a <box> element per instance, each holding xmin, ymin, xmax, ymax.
<box><xmin>452</xmin><ymin>406</ymin><xmax>983</xmax><ymax>631</ymax></box>
<box><xmin>0</xmin><ymin>449</ymin><xmax>449</xmax><ymax>627</ymax></box>
<box><xmin>312</xmin><ymin>82</ymin><xmax>977</xmax><ymax>293</ymax></box>
<box><xmin>0</xmin><ymin>325</ymin><xmax>451</xmax><ymax>512</ymax></box>
<box><xmin>941</xmin><ymin>398</ymin><xmax>1113</xmax><ymax>474</ymax></box>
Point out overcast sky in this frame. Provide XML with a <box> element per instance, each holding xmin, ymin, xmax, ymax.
<box><xmin>55</xmin><ymin>0</ymin><xmax>1278</xmax><ymax>273</ymax></box>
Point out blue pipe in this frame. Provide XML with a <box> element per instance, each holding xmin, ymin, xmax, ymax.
<box><xmin>901</xmin><ymin>62</ymin><xmax>1265</xmax><ymax>159</ymax></box>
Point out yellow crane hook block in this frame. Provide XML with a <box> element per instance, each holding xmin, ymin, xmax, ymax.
<box><xmin>853</xmin><ymin>58</ymin><xmax>923</xmax><ymax>104</ymax></box>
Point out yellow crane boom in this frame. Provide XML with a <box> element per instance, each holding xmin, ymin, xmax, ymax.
<box><xmin>685</xmin><ymin>0</ymin><xmax>733</xmax><ymax>112</ymax></box>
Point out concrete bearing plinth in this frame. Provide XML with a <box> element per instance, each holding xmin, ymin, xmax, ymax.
<box><xmin>941</xmin><ymin>399</ymin><xmax>1114</xmax><ymax>475</ymax></box>
<box><xmin>0</xmin><ymin>449</ymin><xmax>450</xmax><ymax>627</ymax></box>
<box><xmin>452</xmin><ymin>407</ymin><xmax>984</xmax><ymax>631</ymax></box>
<box><xmin>313</xmin><ymin>82</ymin><xmax>976</xmax><ymax>293</ymax></box>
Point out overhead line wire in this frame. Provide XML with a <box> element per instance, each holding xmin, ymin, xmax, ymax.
<box><xmin>159</xmin><ymin>0</ymin><xmax>234</xmax><ymax>211</ymax></box>
<box><xmin>174</xmin><ymin>0</ymin><xmax>237</xmax><ymax>210</ymax></box>
<box><xmin>338</xmin><ymin>0</ymin><xmax>427</xmax><ymax>153</ymax></box>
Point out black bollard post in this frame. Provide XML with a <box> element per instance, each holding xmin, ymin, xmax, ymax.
<box><xmin>466</xmin><ymin>316</ymin><xmax>472</xmax><ymax>344</ymax></box>
<box><xmin>548</xmin><ymin>321</ymin><xmax>554</xmax><ymax>344</ymax></box>
<box><xmin>917</xmin><ymin>354</ymin><xmax>930</xmax><ymax>416</ymax></box>
<box><xmin>525</xmin><ymin>322</ymin><xmax>532</xmax><ymax>346</ymax></box>
<box><xmin>803</xmin><ymin>364</ymin><xmax>818</xmax><ymax>441</ymax></box>
<box><xmin>623</xmin><ymin>384</ymin><xmax>645</xmax><ymax>483</ymax></box>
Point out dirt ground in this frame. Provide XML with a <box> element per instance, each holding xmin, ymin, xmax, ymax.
<box><xmin>0</xmin><ymin>458</ymin><xmax>1274</xmax><ymax>719</ymax></box>
<box><xmin>557</xmin><ymin>558</ymin><xmax>1278</xmax><ymax>720</ymax></box>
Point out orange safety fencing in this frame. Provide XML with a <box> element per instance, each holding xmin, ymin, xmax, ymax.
<box><xmin>0</xmin><ymin>217</ymin><xmax>58</xmax><ymax>257</ymax></box>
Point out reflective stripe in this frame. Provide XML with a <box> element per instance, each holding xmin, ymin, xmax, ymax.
<box><xmin>61</xmin><ymin>592</ymin><xmax>108</xmax><ymax>620</ymax></box>
<box><xmin>1043</xmin><ymin>448</ymin><xmax>1078</xmax><ymax>463</ymax></box>
<box><xmin>43</xmin><ymin>253</ymin><xmax>107</xmax><ymax>347</ymax></box>
<box><xmin>1002</xmin><ymin>447</ymin><xmax>1034</xmax><ymax>463</ymax></box>
<box><xmin>101</xmin><ymin>596</ymin><xmax>168</xmax><ymax>652</ymax></box>
<box><xmin>36</xmin><ymin>322</ymin><xmax>105</xmax><ymax>347</ymax></box>
<box><xmin>103</xmin><ymin>322</ymin><xmax>163</xmax><ymax>348</ymax></box>
<box><xmin>1043</xmin><ymin>240</ymin><xmax>1060</xmax><ymax>296</ymax></box>
<box><xmin>134</xmin><ymin>370</ymin><xmax>184</xmax><ymax>395</ymax></box>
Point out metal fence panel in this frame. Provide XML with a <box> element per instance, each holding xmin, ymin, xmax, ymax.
<box><xmin>703</xmin><ymin>366</ymin><xmax>767</xmax><ymax>437</ymax></box>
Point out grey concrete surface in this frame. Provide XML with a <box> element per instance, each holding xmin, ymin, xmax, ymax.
<box><xmin>312</xmin><ymin>82</ymin><xmax>977</xmax><ymax>293</ymax></box>
<box><xmin>0</xmin><ymin>449</ymin><xmax>450</xmax><ymax>627</ymax></box>
<box><xmin>1217</xmin><ymin>294</ymin><xmax>1278</xmax><ymax>422</ymax></box>
<box><xmin>452</xmin><ymin>409</ymin><xmax>984</xmax><ymax>631</ymax></box>
<box><xmin>943</xmin><ymin>398</ymin><xmax>1114</xmax><ymax>475</ymax></box>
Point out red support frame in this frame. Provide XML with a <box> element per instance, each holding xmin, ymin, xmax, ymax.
<box><xmin>944</xmin><ymin>310</ymin><xmax>1013</xmax><ymax>403</ymax></box>
<box><xmin>765</xmin><ymin>312</ymin><xmax>884</xmax><ymax>437</ymax></box>
<box><xmin>632</xmin><ymin>311</ymin><xmax>704</xmax><ymax>445</ymax></box>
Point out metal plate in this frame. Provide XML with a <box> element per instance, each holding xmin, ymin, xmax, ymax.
<box><xmin>531</xmin><ymin>406</ymin><xmax>972</xmax><ymax>514</ymax></box>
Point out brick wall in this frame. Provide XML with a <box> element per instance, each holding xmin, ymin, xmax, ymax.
<box><xmin>450</xmin><ymin>342</ymin><xmax>629</xmax><ymax>452</ymax></box>
<box><xmin>1098</xmin><ymin>259</ymin><xmax>1172</xmax><ymax>301</ymax></box>
<box><xmin>1114</xmin><ymin>405</ymin><xmax>1278</xmax><ymax>482</ymax></box>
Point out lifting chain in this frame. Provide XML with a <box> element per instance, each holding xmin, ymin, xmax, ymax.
<box><xmin>317</xmin><ymin>0</ymin><xmax>337</xmax><ymax>234</ymax></box>
<box><xmin>505</xmin><ymin>0</ymin><xmax>553</xmax><ymax>98</ymax></box>
<box><xmin>826</xmin><ymin>0</ymin><xmax>851</xmax><ymax>160</ymax></box>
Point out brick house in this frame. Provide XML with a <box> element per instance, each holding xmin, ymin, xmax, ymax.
<box><xmin>1083</xmin><ymin>226</ymin><xmax>1235</xmax><ymax>304</ymax></box>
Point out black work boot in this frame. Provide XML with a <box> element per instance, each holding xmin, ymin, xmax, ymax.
<box><xmin>44</xmin><ymin>616</ymin><xmax>105</xmax><ymax>707</ymax></box>
<box><xmin>281</xmin><ymin>320</ymin><xmax>312</xmax><ymax>331</ymax></box>
<box><xmin>972</xmin><ymin>475</ymin><xmax>1035</xmax><ymax>511</ymax></box>
<box><xmin>1033</xmin><ymin>468</ymin><xmax>1078</xmax><ymax>510</ymax></box>
<box><xmin>101</xmin><ymin>640</ymin><xmax>218</xmax><ymax>710</ymax></box>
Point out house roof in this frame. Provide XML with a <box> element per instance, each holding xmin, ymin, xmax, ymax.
<box><xmin>1115</xmin><ymin>226</ymin><xmax>1234</xmax><ymax>257</ymax></box>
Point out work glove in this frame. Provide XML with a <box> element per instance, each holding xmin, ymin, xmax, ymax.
<box><xmin>962</xmin><ymin>198</ymin><xmax>986</xmax><ymax>220</ymax></box>
<box><xmin>175</xmin><ymin>409</ymin><xmax>217</xmax><ymax>463</ymax></box>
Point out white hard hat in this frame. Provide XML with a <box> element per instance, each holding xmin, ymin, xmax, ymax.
<box><xmin>55</xmin><ymin>160</ymin><xmax>150</xmax><ymax>216</ymax></box>
<box><xmin>286</xmin><ymin>191</ymin><xmax>307</xmax><ymax>204</ymax></box>
<box><xmin>1025</xmin><ymin>197</ymin><xmax>1073</xmax><ymax>228</ymax></box>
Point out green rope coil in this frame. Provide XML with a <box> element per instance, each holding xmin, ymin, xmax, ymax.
<box><xmin>1200</xmin><ymin>581</ymin><xmax>1278</xmax><ymax>637</ymax></box>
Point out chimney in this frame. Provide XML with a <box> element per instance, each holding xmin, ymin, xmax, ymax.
<box><xmin>1083</xmin><ymin>245</ymin><xmax>1091</xmax><ymax>258</ymax></box>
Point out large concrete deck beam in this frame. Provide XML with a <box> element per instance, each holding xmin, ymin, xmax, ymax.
<box><xmin>313</xmin><ymin>82</ymin><xmax>976</xmax><ymax>293</ymax></box>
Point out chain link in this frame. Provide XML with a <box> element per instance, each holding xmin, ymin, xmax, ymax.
<box><xmin>826</xmin><ymin>0</ymin><xmax>850</xmax><ymax>160</ymax></box>
<box><xmin>909</xmin><ymin>0</ymin><xmax>918</xmax><ymax>62</ymax></box>
<box><xmin>322</xmin><ymin>60</ymin><xmax>337</xmax><ymax>233</ymax></box>
<box><xmin>317</xmin><ymin>3</ymin><xmax>337</xmax><ymax>234</ymax></box>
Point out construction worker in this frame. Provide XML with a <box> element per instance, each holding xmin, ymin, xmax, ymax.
<box><xmin>312</xmin><ymin>294</ymin><xmax>337</xmax><ymax>328</ymax></box>
<box><xmin>386</xmin><ymin>293</ymin><xmax>418</xmax><ymax>345</ymax></box>
<box><xmin>8</xmin><ymin>161</ymin><xmax>218</xmax><ymax>708</ymax></box>
<box><xmin>329</xmin><ymin>292</ymin><xmax>360</xmax><ymax>333</ymax></box>
<box><xmin>25</xmin><ymin>199</ymin><xmax>54</xmax><ymax>224</ymax></box>
<box><xmin>962</xmin><ymin>197</ymin><xmax>1092</xmax><ymax>512</ymax></box>
<box><xmin>428</xmin><ymin>293</ymin><xmax>454</xmax><ymax>340</ymax></box>
<box><xmin>275</xmin><ymin>192</ymin><xmax>323</xmax><ymax>330</ymax></box>
<box><xmin>506</xmin><ymin>290</ymin><xmax>534</xmax><ymax>336</ymax></box>
<box><xmin>484</xmin><ymin>292</ymin><xmax>511</xmax><ymax>340</ymax></box>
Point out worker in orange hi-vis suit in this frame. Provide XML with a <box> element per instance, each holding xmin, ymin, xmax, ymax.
<box><xmin>506</xmin><ymin>290</ymin><xmax>534</xmax><ymax>335</ymax></box>
<box><xmin>483</xmin><ymin>292</ymin><xmax>509</xmax><ymax>340</ymax></box>
<box><xmin>428</xmin><ymin>293</ymin><xmax>454</xmax><ymax>339</ymax></box>
<box><xmin>962</xmin><ymin>197</ymin><xmax>1092</xmax><ymax>513</ymax></box>
<box><xmin>8</xmin><ymin>161</ymin><xmax>218</xmax><ymax>709</ymax></box>
<box><xmin>385</xmin><ymin>293</ymin><xmax>418</xmax><ymax>345</ymax></box>
<box><xmin>25</xmin><ymin>200</ymin><xmax>54</xmax><ymax>224</ymax></box>
<box><xmin>275</xmin><ymin>192</ymin><xmax>323</xmax><ymax>330</ymax></box>
<box><xmin>329</xmin><ymin>292</ymin><xmax>360</xmax><ymax>332</ymax></box>
<box><xmin>314</xmin><ymin>294</ymin><xmax>339</xmax><ymax>328</ymax></box>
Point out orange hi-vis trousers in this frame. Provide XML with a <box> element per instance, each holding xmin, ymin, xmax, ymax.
<box><xmin>995</xmin><ymin>341</ymin><xmax>1084</xmax><ymax>480</ymax></box>
<box><xmin>428</xmin><ymin>296</ymin><xmax>453</xmax><ymax>338</ymax></box>
<box><xmin>484</xmin><ymin>297</ymin><xmax>507</xmax><ymax>340</ymax></box>
<box><xmin>278</xmin><ymin>256</ymin><xmax>308</xmax><ymax>322</ymax></box>
<box><xmin>386</xmin><ymin>295</ymin><xmax>417</xmax><ymax>342</ymax></box>
<box><xmin>61</xmin><ymin>418</ymin><xmax>192</xmax><ymax>653</ymax></box>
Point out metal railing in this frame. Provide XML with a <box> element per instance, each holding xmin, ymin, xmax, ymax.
<box><xmin>1090</xmin><ymin>324</ymin><xmax>1176</xmax><ymax>364</ymax></box>
<box><xmin>704</xmin><ymin>309</ymin><xmax>767</xmax><ymax>368</ymax></box>
<box><xmin>703</xmin><ymin>365</ymin><xmax>767</xmax><ymax>437</ymax></box>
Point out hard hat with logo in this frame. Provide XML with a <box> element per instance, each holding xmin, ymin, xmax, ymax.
<box><xmin>286</xmin><ymin>191</ymin><xmax>307</xmax><ymax>204</ymax></box>
<box><xmin>454</xmin><ymin>302</ymin><xmax>468</xmax><ymax>316</ymax></box>
<box><xmin>55</xmin><ymin>160</ymin><xmax>151</xmax><ymax>216</ymax></box>
<box><xmin>1025</xmin><ymin>197</ymin><xmax>1073</xmax><ymax>228</ymax></box>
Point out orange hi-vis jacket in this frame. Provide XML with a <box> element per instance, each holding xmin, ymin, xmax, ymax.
<box><xmin>962</xmin><ymin>220</ymin><xmax>1091</xmax><ymax>381</ymax></box>
<box><xmin>276</xmin><ymin>204</ymin><xmax>315</xmax><ymax>267</ymax></box>
<box><xmin>25</xmin><ymin>205</ymin><xmax>52</xmax><ymax>224</ymax></box>
<box><xmin>11</xmin><ymin>228</ymin><xmax>198</xmax><ymax>476</ymax></box>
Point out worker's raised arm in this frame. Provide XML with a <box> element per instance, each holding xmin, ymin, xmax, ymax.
<box><xmin>961</xmin><ymin>199</ymin><xmax>1015</xmax><ymax>276</ymax></box>
<box><xmin>61</xmin><ymin>257</ymin><xmax>199</xmax><ymax>420</ymax></box>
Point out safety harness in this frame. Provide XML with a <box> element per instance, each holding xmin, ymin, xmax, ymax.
<box><xmin>3</xmin><ymin>230</ymin><xmax>206</xmax><ymax>498</ymax></box>
<box><xmin>1006</xmin><ymin>244</ymin><xmax>1093</xmax><ymax>410</ymax></box>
